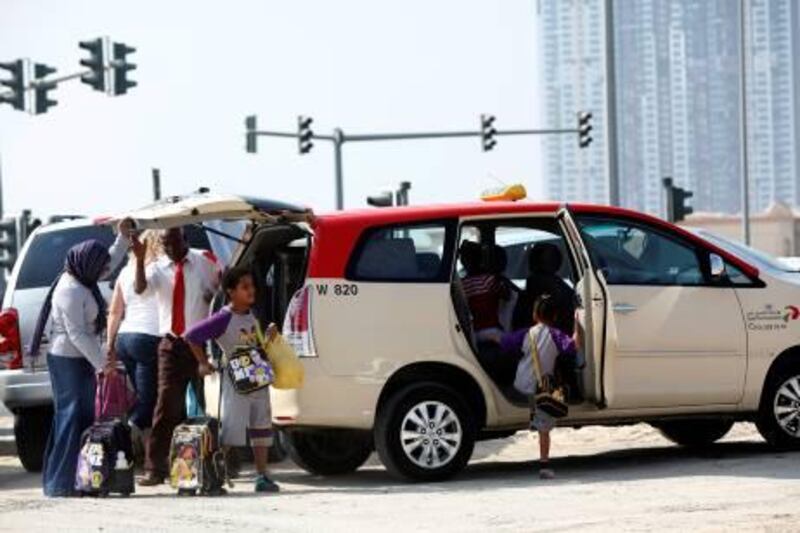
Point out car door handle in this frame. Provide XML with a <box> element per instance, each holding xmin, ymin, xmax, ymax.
<box><xmin>612</xmin><ymin>303</ymin><xmax>637</xmax><ymax>314</ymax></box>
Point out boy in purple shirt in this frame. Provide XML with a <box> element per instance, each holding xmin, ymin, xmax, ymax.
<box><xmin>184</xmin><ymin>266</ymin><xmax>279</xmax><ymax>493</ymax></box>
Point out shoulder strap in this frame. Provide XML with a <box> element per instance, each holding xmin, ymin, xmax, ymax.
<box><xmin>528</xmin><ymin>328</ymin><xmax>545</xmax><ymax>388</ymax></box>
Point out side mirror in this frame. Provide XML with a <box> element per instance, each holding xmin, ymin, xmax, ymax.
<box><xmin>709</xmin><ymin>253</ymin><xmax>726</xmax><ymax>280</ymax></box>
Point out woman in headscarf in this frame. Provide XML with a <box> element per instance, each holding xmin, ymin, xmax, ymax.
<box><xmin>32</xmin><ymin>224</ymin><xmax>131</xmax><ymax>497</ymax></box>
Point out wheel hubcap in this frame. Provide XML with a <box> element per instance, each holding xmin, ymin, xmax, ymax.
<box><xmin>774</xmin><ymin>375</ymin><xmax>800</xmax><ymax>437</ymax></box>
<box><xmin>400</xmin><ymin>401</ymin><xmax>462</xmax><ymax>470</ymax></box>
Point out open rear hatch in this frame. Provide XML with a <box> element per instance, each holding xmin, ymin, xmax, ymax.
<box><xmin>104</xmin><ymin>192</ymin><xmax>313</xmax><ymax>230</ymax></box>
<box><xmin>105</xmin><ymin>191</ymin><xmax>314</xmax><ymax>334</ymax></box>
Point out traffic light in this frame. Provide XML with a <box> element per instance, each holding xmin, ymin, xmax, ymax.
<box><xmin>18</xmin><ymin>210</ymin><xmax>41</xmax><ymax>245</ymax></box>
<box><xmin>111</xmin><ymin>42</ymin><xmax>136</xmax><ymax>95</ymax></box>
<box><xmin>0</xmin><ymin>218</ymin><xmax>18</xmax><ymax>271</ymax></box>
<box><xmin>578</xmin><ymin>111</ymin><xmax>593</xmax><ymax>148</ymax></box>
<box><xmin>33</xmin><ymin>63</ymin><xmax>57</xmax><ymax>114</ymax></box>
<box><xmin>663</xmin><ymin>177</ymin><xmax>694</xmax><ymax>223</ymax></box>
<box><xmin>0</xmin><ymin>59</ymin><xmax>27</xmax><ymax>111</ymax></box>
<box><xmin>245</xmin><ymin>115</ymin><xmax>258</xmax><ymax>153</ymax></box>
<box><xmin>79</xmin><ymin>38</ymin><xmax>106</xmax><ymax>92</ymax></box>
<box><xmin>480</xmin><ymin>114</ymin><xmax>497</xmax><ymax>151</ymax></box>
<box><xmin>297</xmin><ymin>115</ymin><xmax>313</xmax><ymax>154</ymax></box>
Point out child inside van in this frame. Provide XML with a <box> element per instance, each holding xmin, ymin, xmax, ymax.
<box><xmin>512</xmin><ymin>294</ymin><xmax>577</xmax><ymax>480</ymax></box>
<box><xmin>459</xmin><ymin>241</ymin><xmax>510</xmax><ymax>342</ymax></box>
<box><xmin>184</xmin><ymin>266</ymin><xmax>280</xmax><ymax>493</ymax></box>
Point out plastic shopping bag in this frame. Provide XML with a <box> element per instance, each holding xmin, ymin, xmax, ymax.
<box><xmin>257</xmin><ymin>323</ymin><xmax>304</xmax><ymax>390</ymax></box>
<box><xmin>95</xmin><ymin>369</ymin><xmax>137</xmax><ymax>420</ymax></box>
<box><xmin>185</xmin><ymin>382</ymin><xmax>205</xmax><ymax>418</ymax></box>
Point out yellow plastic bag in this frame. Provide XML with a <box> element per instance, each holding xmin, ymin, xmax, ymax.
<box><xmin>257</xmin><ymin>323</ymin><xmax>305</xmax><ymax>390</ymax></box>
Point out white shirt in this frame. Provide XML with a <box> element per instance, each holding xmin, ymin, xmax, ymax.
<box><xmin>117</xmin><ymin>263</ymin><xmax>160</xmax><ymax>336</ymax></box>
<box><xmin>514</xmin><ymin>324</ymin><xmax>559</xmax><ymax>396</ymax></box>
<box><xmin>146</xmin><ymin>248</ymin><xmax>221</xmax><ymax>336</ymax></box>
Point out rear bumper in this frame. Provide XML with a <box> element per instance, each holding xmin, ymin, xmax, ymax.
<box><xmin>270</xmin><ymin>359</ymin><xmax>380</xmax><ymax>430</ymax></box>
<box><xmin>0</xmin><ymin>369</ymin><xmax>53</xmax><ymax>411</ymax></box>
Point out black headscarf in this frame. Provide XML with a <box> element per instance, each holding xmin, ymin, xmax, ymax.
<box><xmin>29</xmin><ymin>240</ymin><xmax>110</xmax><ymax>358</ymax></box>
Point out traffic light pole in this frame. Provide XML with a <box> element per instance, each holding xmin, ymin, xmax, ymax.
<box><xmin>247</xmin><ymin>122</ymin><xmax>578</xmax><ymax>210</ymax></box>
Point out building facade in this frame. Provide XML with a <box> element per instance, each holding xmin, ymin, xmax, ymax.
<box><xmin>538</xmin><ymin>0</ymin><xmax>800</xmax><ymax>216</ymax></box>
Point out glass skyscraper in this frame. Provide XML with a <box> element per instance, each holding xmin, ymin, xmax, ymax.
<box><xmin>538</xmin><ymin>0</ymin><xmax>800</xmax><ymax>216</ymax></box>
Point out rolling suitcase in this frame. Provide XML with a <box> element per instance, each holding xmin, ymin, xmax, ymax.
<box><xmin>169</xmin><ymin>416</ymin><xmax>227</xmax><ymax>496</ymax></box>
<box><xmin>75</xmin><ymin>419</ymin><xmax>135</xmax><ymax>497</ymax></box>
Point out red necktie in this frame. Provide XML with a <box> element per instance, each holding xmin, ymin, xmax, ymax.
<box><xmin>172</xmin><ymin>260</ymin><xmax>186</xmax><ymax>335</ymax></box>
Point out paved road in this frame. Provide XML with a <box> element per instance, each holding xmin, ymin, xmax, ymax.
<box><xmin>0</xmin><ymin>423</ymin><xmax>797</xmax><ymax>532</ymax></box>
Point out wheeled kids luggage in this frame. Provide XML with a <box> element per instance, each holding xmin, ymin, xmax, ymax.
<box><xmin>75</xmin><ymin>419</ymin><xmax>135</xmax><ymax>497</ymax></box>
<box><xmin>169</xmin><ymin>417</ymin><xmax>228</xmax><ymax>496</ymax></box>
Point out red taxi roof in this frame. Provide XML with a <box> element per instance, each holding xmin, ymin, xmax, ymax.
<box><xmin>308</xmin><ymin>201</ymin><xmax>759</xmax><ymax>280</ymax></box>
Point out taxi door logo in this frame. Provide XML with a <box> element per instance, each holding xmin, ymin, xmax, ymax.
<box><xmin>783</xmin><ymin>305</ymin><xmax>800</xmax><ymax>322</ymax></box>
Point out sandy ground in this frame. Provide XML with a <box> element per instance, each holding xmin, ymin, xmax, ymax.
<box><xmin>0</xmin><ymin>422</ymin><xmax>798</xmax><ymax>532</ymax></box>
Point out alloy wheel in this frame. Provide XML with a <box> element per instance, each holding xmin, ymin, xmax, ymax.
<box><xmin>399</xmin><ymin>401</ymin><xmax>462</xmax><ymax>470</ymax></box>
<box><xmin>773</xmin><ymin>375</ymin><xmax>800</xmax><ymax>437</ymax></box>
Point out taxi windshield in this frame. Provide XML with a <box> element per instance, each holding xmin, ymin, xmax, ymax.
<box><xmin>692</xmin><ymin>229</ymin><xmax>798</xmax><ymax>273</ymax></box>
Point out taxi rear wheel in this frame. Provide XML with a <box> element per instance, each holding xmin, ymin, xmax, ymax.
<box><xmin>286</xmin><ymin>428</ymin><xmax>373</xmax><ymax>476</ymax></box>
<box><xmin>653</xmin><ymin>419</ymin><xmax>734</xmax><ymax>448</ymax></box>
<box><xmin>756</xmin><ymin>368</ymin><xmax>800</xmax><ymax>450</ymax></box>
<box><xmin>375</xmin><ymin>382</ymin><xmax>475</xmax><ymax>482</ymax></box>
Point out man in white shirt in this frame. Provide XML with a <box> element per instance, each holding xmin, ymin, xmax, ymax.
<box><xmin>133</xmin><ymin>227</ymin><xmax>221</xmax><ymax>486</ymax></box>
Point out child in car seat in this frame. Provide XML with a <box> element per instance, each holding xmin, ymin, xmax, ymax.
<box><xmin>512</xmin><ymin>294</ymin><xmax>576</xmax><ymax>480</ymax></box>
<box><xmin>184</xmin><ymin>266</ymin><xmax>280</xmax><ymax>494</ymax></box>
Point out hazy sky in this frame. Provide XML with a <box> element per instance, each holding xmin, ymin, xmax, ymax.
<box><xmin>0</xmin><ymin>0</ymin><xmax>542</xmax><ymax>218</ymax></box>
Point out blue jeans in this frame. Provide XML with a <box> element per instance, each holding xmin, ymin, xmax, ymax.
<box><xmin>115</xmin><ymin>333</ymin><xmax>160</xmax><ymax>429</ymax></box>
<box><xmin>43</xmin><ymin>354</ymin><xmax>96</xmax><ymax>497</ymax></box>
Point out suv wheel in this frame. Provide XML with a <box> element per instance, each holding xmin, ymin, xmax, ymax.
<box><xmin>286</xmin><ymin>428</ymin><xmax>373</xmax><ymax>476</ymax></box>
<box><xmin>375</xmin><ymin>382</ymin><xmax>476</xmax><ymax>482</ymax></box>
<box><xmin>757</xmin><ymin>369</ymin><xmax>800</xmax><ymax>450</ymax></box>
<box><xmin>653</xmin><ymin>419</ymin><xmax>734</xmax><ymax>448</ymax></box>
<box><xmin>14</xmin><ymin>406</ymin><xmax>53</xmax><ymax>472</ymax></box>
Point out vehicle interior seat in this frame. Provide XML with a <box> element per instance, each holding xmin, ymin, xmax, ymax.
<box><xmin>354</xmin><ymin>238</ymin><xmax>419</xmax><ymax>279</ymax></box>
<box><xmin>513</xmin><ymin>242</ymin><xmax>576</xmax><ymax>333</ymax></box>
<box><xmin>416</xmin><ymin>252</ymin><xmax>442</xmax><ymax>279</ymax></box>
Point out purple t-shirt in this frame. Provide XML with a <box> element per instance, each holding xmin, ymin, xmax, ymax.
<box><xmin>183</xmin><ymin>305</ymin><xmax>260</xmax><ymax>357</ymax></box>
<box><xmin>501</xmin><ymin>325</ymin><xmax>576</xmax><ymax>357</ymax></box>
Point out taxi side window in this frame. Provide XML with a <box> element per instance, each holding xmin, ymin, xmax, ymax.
<box><xmin>577</xmin><ymin>216</ymin><xmax>705</xmax><ymax>286</ymax></box>
<box><xmin>348</xmin><ymin>221</ymin><xmax>454</xmax><ymax>282</ymax></box>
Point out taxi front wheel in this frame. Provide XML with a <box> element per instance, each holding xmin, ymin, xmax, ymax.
<box><xmin>286</xmin><ymin>428</ymin><xmax>373</xmax><ymax>476</ymax></box>
<box><xmin>757</xmin><ymin>367</ymin><xmax>800</xmax><ymax>450</ymax></box>
<box><xmin>652</xmin><ymin>419</ymin><xmax>734</xmax><ymax>448</ymax></box>
<box><xmin>375</xmin><ymin>382</ymin><xmax>476</xmax><ymax>482</ymax></box>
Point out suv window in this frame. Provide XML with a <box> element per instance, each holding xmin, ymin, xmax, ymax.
<box><xmin>349</xmin><ymin>221</ymin><xmax>454</xmax><ymax>282</ymax></box>
<box><xmin>577</xmin><ymin>216</ymin><xmax>704</xmax><ymax>286</ymax></box>
<box><xmin>16</xmin><ymin>225</ymin><xmax>116</xmax><ymax>290</ymax></box>
<box><xmin>15</xmin><ymin>223</ymin><xmax>216</xmax><ymax>290</ymax></box>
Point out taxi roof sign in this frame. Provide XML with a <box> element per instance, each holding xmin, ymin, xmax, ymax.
<box><xmin>480</xmin><ymin>184</ymin><xmax>527</xmax><ymax>202</ymax></box>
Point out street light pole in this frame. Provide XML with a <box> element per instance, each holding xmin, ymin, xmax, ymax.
<box><xmin>604</xmin><ymin>0</ymin><xmax>620</xmax><ymax>207</ymax></box>
<box><xmin>333</xmin><ymin>128</ymin><xmax>344</xmax><ymax>210</ymax></box>
<box><xmin>739</xmin><ymin>0</ymin><xmax>751</xmax><ymax>245</ymax></box>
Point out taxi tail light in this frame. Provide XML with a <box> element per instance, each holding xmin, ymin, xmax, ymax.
<box><xmin>0</xmin><ymin>308</ymin><xmax>23</xmax><ymax>370</ymax></box>
<box><xmin>283</xmin><ymin>285</ymin><xmax>317</xmax><ymax>357</ymax></box>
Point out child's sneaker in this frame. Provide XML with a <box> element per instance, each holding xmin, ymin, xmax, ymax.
<box><xmin>254</xmin><ymin>474</ymin><xmax>280</xmax><ymax>493</ymax></box>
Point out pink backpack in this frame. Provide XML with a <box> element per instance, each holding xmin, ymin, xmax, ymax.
<box><xmin>95</xmin><ymin>370</ymin><xmax>137</xmax><ymax>421</ymax></box>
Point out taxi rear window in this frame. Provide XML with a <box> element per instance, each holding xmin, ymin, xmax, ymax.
<box><xmin>347</xmin><ymin>220</ymin><xmax>456</xmax><ymax>282</ymax></box>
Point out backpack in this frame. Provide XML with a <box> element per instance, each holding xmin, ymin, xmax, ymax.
<box><xmin>169</xmin><ymin>417</ymin><xmax>228</xmax><ymax>496</ymax></box>
<box><xmin>224</xmin><ymin>345</ymin><xmax>275</xmax><ymax>395</ymax></box>
<box><xmin>75</xmin><ymin>419</ymin><xmax>135</xmax><ymax>497</ymax></box>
